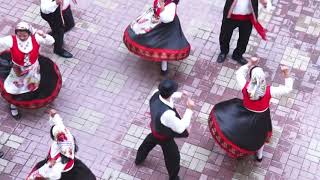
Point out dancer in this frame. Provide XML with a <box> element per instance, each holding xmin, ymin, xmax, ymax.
<box><xmin>0</xmin><ymin>22</ymin><xmax>62</xmax><ymax>119</ymax></box>
<box><xmin>217</xmin><ymin>0</ymin><xmax>272</xmax><ymax>64</ymax></box>
<box><xmin>123</xmin><ymin>0</ymin><xmax>190</xmax><ymax>75</ymax></box>
<box><xmin>40</xmin><ymin>0</ymin><xmax>74</xmax><ymax>58</ymax></box>
<box><xmin>135</xmin><ymin>80</ymin><xmax>194</xmax><ymax>180</ymax></box>
<box><xmin>208</xmin><ymin>57</ymin><xmax>293</xmax><ymax>161</ymax></box>
<box><xmin>27</xmin><ymin>109</ymin><xmax>96</xmax><ymax>180</ymax></box>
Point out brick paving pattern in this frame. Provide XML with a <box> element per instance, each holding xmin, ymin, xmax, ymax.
<box><xmin>0</xmin><ymin>0</ymin><xmax>320</xmax><ymax>179</ymax></box>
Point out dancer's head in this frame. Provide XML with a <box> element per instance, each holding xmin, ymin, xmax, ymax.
<box><xmin>247</xmin><ymin>66</ymin><xmax>267</xmax><ymax>100</ymax></box>
<box><xmin>158</xmin><ymin>79</ymin><xmax>178</xmax><ymax>99</ymax></box>
<box><xmin>15</xmin><ymin>22</ymin><xmax>32</xmax><ymax>41</ymax></box>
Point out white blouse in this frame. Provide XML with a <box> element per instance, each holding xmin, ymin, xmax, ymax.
<box><xmin>159</xmin><ymin>2</ymin><xmax>176</xmax><ymax>23</ymax></box>
<box><xmin>0</xmin><ymin>34</ymin><xmax>55</xmax><ymax>54</ymax></box>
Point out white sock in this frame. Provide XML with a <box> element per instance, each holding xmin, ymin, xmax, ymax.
<box><xmin>161</xmin><ymin>61</ymin><xmax>168</xmax><ymax>71</ymax></box>
<box><xmin>256</xmin><ymin>145</ymin><xmax>264</xmax><ymax>159</ymax></box>
<box><xmin>10</xmin><ymin>104</ymin><xmax>19</xmax><ymax>116</ymax></box>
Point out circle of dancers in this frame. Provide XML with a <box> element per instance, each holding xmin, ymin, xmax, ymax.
<box><xmin>0</xmin><ymin>0</ymin><xmax>295</xmax><ymax>179</ymax></box>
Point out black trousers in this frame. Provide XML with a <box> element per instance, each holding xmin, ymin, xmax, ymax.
<box><xmin>41</xmin><ymin>7</ymin><xmax>64</xmax><ymax>52</ymax></box>
<box><xmin>136</xmin><ymin>133</ymin><xmax>180</xmax><ymax>180</ymax></box>
<box><xmin>40</xmin><ymin>6</ymin><xmax>75</xmax><ymax>52</ymax></box>
<box><xmin>63</xmin><ymin>6</ymin><xmax>75</xmax><ymax>33</ymax></box>
<box><xmin>219</xmin><ymin>18</ymin><xmax>253</xmax><ymax>59</ymax></box>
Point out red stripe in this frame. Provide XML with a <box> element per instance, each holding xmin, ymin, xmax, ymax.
<box><xmin>123</xmin><ymin>27</ymin><xmax>190</xmax><ymax>62</ymax></box>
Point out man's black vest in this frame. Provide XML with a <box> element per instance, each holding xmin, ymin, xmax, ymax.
<box><xmin>149</xmin><ymin>91</ymin><xmax>189</xmax><ymax>139</ymax></box>
<box><xmin>223</xmin><ymin>0</ymin><xmax>259</xmax><ymax>20</ymax></box>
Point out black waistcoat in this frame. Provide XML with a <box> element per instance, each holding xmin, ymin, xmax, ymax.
<box><xmin>149</xmin><ymin>92</ymin><xmax>189</xmax><ymax>139</ymax></box>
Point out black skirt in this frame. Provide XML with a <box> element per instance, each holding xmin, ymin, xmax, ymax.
<box><xmin>0</xmin><ymin>51</ymin><xmax>62</xmax><ymax>109</ymax></box>
<box><xmin>123</xmin><ymin>16</ymin><xmax>190</xmax><ymax>62</ymax></box>
<box><xmin>208</xmin><ymin>98</ymin><xmax>272</xmax><ymax>158</ymax></box>
<box><xmin>30</xmin><ymin>158</ymin><xmax>96</xmax><ymax>180</ymax></box>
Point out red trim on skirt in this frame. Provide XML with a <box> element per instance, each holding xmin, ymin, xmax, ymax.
<box><xmin>123</xmin><ymin>27</ymin><xmax>190</xmax><ymax>62</ymax></box>
<box><xmin>208</xmin><ymin>108</ymin><xmax>272</xmax><ymax>158</ymax></box>
<box><xmin>0</xmin><ymin>57</ymin><xmax>62</xmax><ymax>109</ymax></box>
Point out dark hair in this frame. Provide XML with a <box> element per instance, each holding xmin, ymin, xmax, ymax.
<box><xmin>249</xmin><ymin>66</ymin><xmax>259</xmax><ymax>79</ymax></box>
<box><xmin>166</xmin><ymin>0</ymin><xmax>179</xmax><ymax>4</ymax></box>
<box><xmin>49</xmin><ymin>126</ymin><xmax>79</xmax><ymax>153</ymax></box>
<box><xmin>15</xmin><ymin>29</ymin><xmax>31</xmax><ymax>35</ymax></box>
<box><xmin>158</xmin><ymin>79</ymin><xmax>178</xmax><ymax>99</ymax></box>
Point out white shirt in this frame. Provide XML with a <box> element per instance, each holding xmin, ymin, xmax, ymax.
<box><xmin>0</xmin><ymin>34</ymin><xmax>55</xmax><ymax>53</ymax></box>
<box><xmin>62</xmin><ymin>0</ymin><xmax>71</xmax><ymax>10</ymax></box>
<box><xmin>159</xmin><ymin>3</ymin><xmax>176</xmax><ymax>23</ymax></box>
<box><xmin>232</xmin><ymin>0</ymin><xmax>252</xmax><ymax>15</ymax></box>
<box><xmin>40</xmin><ymin>0</ymin><xmax>59</xmax><ymax>14</ymax></box>
<box><xmin>236</xmin><ymin>64</ymin><xmax>294</xmax><ymax>98</ymax></box>
<box><xmin>151</xmin><ymin>89</ymin><xmax>193</xmax><ymax>134</ymax></box>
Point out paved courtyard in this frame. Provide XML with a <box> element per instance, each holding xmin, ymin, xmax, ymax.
<box><xmin>0</xmin><ymin>0</ymin><xmax>320</xmax><ymax>179</ymax></box>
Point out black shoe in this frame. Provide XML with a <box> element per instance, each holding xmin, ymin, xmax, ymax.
<box><xmin>0</xmin><ymin>151</ymin><xmax>4</xmax><ymax>158</ymax></box>
<box><xmin>10</xmin><ymin>105</ymin><xmax>20</xmax><ymax>120</ymax></box>
<box><xmin>217</xmin><ymin>53</ymin><xmax>227</xmax><ymax>63</ymax></box>
<box><xmin>160</xmin><ymin>69</ymin><xmax>168</xmax><ymax>76</ymax></box>
<box><xmin>134</xmin><ymin>157</ymin><xmax>144</xmax><ymax>165</ymax></box>
<box><xmin>232</xmin><ymin>55</ymin><xmax>248</xmax><ymax>65</ymax></box>
<box><xmin>54</xmin><ymin>49</ymin><xmax>73</xmax><ymax>58</ymax></box>
<box><xmin>256</xmin><ymin>156</ymin><xmax>263</xmax><ymax>162</ymax></box>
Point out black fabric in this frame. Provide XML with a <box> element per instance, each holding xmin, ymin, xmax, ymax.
<box><xmin>213</xmin><ymin>98</ymin><xmax>271</xmax><ymax>151</ymax></box>
<box><xmin>0</xmin><ymin>52</ymin><xmax>12</xmax><ymax>80</ymax></box>
<box><xmin>32</xmin><ymin>158</ymin><xmax>96</xmax><ymax>180</ymax></box>
<box><xmin>149</xmin><ymin>91</ymin><xmax>188</xmax><ymax>138</ymax></box>
<box><xmin>0</xmin><ymin>52</ymin><xmax>59</xmax><ymax>101</ymax></box>
<box><xmin>63</xmin><ymin>6</ymin><xmax>75</xmax><ymax>33</ymax></box>
<box><xmin>219</xmin><ymin>18</ymin><xmax>253</xmax><ymax>58</ymax></box>
<box><xmin>127</xmin><ymin>16</ymin><xmax>189</xmax><ymax>50</ymax></box>
<box><xmin>41</xmin><ymin>7</ymin><xmax>64</xmax><ymax>52</ymax></box>
<box><xmin>223</xmin><ymin>0</ymin><xmax>259</xmax><ymax>20</ymax></box>
<box><xmin>136</xmin><ymin>133</ymin><xmax>180</xmax><ymax>180</ymax></box>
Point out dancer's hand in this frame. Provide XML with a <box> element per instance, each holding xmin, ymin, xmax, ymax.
<box><xmin>182</xmin><ymin>90</ymin><xmax>189</xmax><ymax>97</ymax></box>
<box><xmin>56</xmin><ymin>0</ymin><xmax>64</xmax><ymax>5</ymax></box>
<box><xmin>281</xmin><ymin>66</ymin><xmax>289</xmax><ymax>78</ymax></box>
<box><xmin>260</xmin><ymin>0</ymin><xmax>268</xmax><ymax>8</ymax></box>
<box><xmin>72</xmin><ymin>0</ymin><xmax>77</xmax><ymax>4</ymax></box>
<box><xmin>36</xmin><ymin>30</ymin><xmax>46</xmax><ymax>38</ymax></box>
<box><xmin>48</xmin><ymin>109</ymin><xmax>57</xmax><ymax>117</ymax></box>
<box><xmin>248</xmin><ymin>57</ymin><xmax>259</xmax><ymax>67</ymax></box>
<box><xmin>186</xmin><ymin>98</ymin><xmax>195</xmax><ymax>109</ymax></box>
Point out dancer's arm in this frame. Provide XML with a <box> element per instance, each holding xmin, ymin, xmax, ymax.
<box><xmin>35</xmin><ymin>30</ymin><xmax>55</xmax><ymax>45</ymax></box>
<box><xmin>270</xmin><ymin>66</ymin><xmax>294</xmax><ymax>98</ymax></box>
<box><xmin>159</xmin><ymin>3</ymin><xmax>176</xmax><ymax>23</ymax></box>
<box><xmin>0</xmin><ymin>36</ymin><xmax>13</xmax><ymax>52</ymax></box>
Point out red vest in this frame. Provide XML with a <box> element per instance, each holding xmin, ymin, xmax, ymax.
<box><xmin>10</xmin><ymin>35</ymin><xmax>39</xmax><ymax>66</ymax></box>
<box><xmin>48</xmin><ymin>147</ymin><xmax>74</xmax><ymax>172</ymax></box>
<box><xmin>242</xmin><ymin>82</ymin><xmax>271</xmax><ymax>111</ymax></box>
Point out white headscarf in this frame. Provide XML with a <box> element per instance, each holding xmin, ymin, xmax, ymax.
<box><xmin>247</xmin><ymin>67</ymin><xmax>267</xmax><ymax>100</ymax></box>
<box><xmin>15</xmin><ymin>22</ymin><xmax>35</xmax><ymax>34</ymax></box>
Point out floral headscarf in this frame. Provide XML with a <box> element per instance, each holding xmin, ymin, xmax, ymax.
<box><xmin>247</xmin><ymin>67</ymin><xmax>267</xmax><ymax>100</ymax></box>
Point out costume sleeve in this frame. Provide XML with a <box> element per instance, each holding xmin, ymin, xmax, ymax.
<box><xmin>160</xmin><ymin>108</ymin><xmax>193</xmax><ymax>134</ymax></box>
<box><xmin>171</xmin><ymin>92</ymin><xmax>183</xmax><ymax>100</ymax></box>
<box><xmin>235</xmin><ymin>64</ymin><xmax>249</xmax><ymax>90</ymax></box>
<box><xmin>159</xmin><ymin>3</ymin><xmax>176</xmax><ymax>23</ymax></box>
<box><xmin>270</xmin><ymin>77</ymin><xmax>294</xmax><ymax>98</ymax></box>
<box><xmin>0</xmin><ymin>36</ymin><xmax>13</xmax><ymax>52</ymax></box>
<box><xmin>35</xmin><ymin>33</ymin><xmax>55</xmax><ymax>45</ymax></box>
